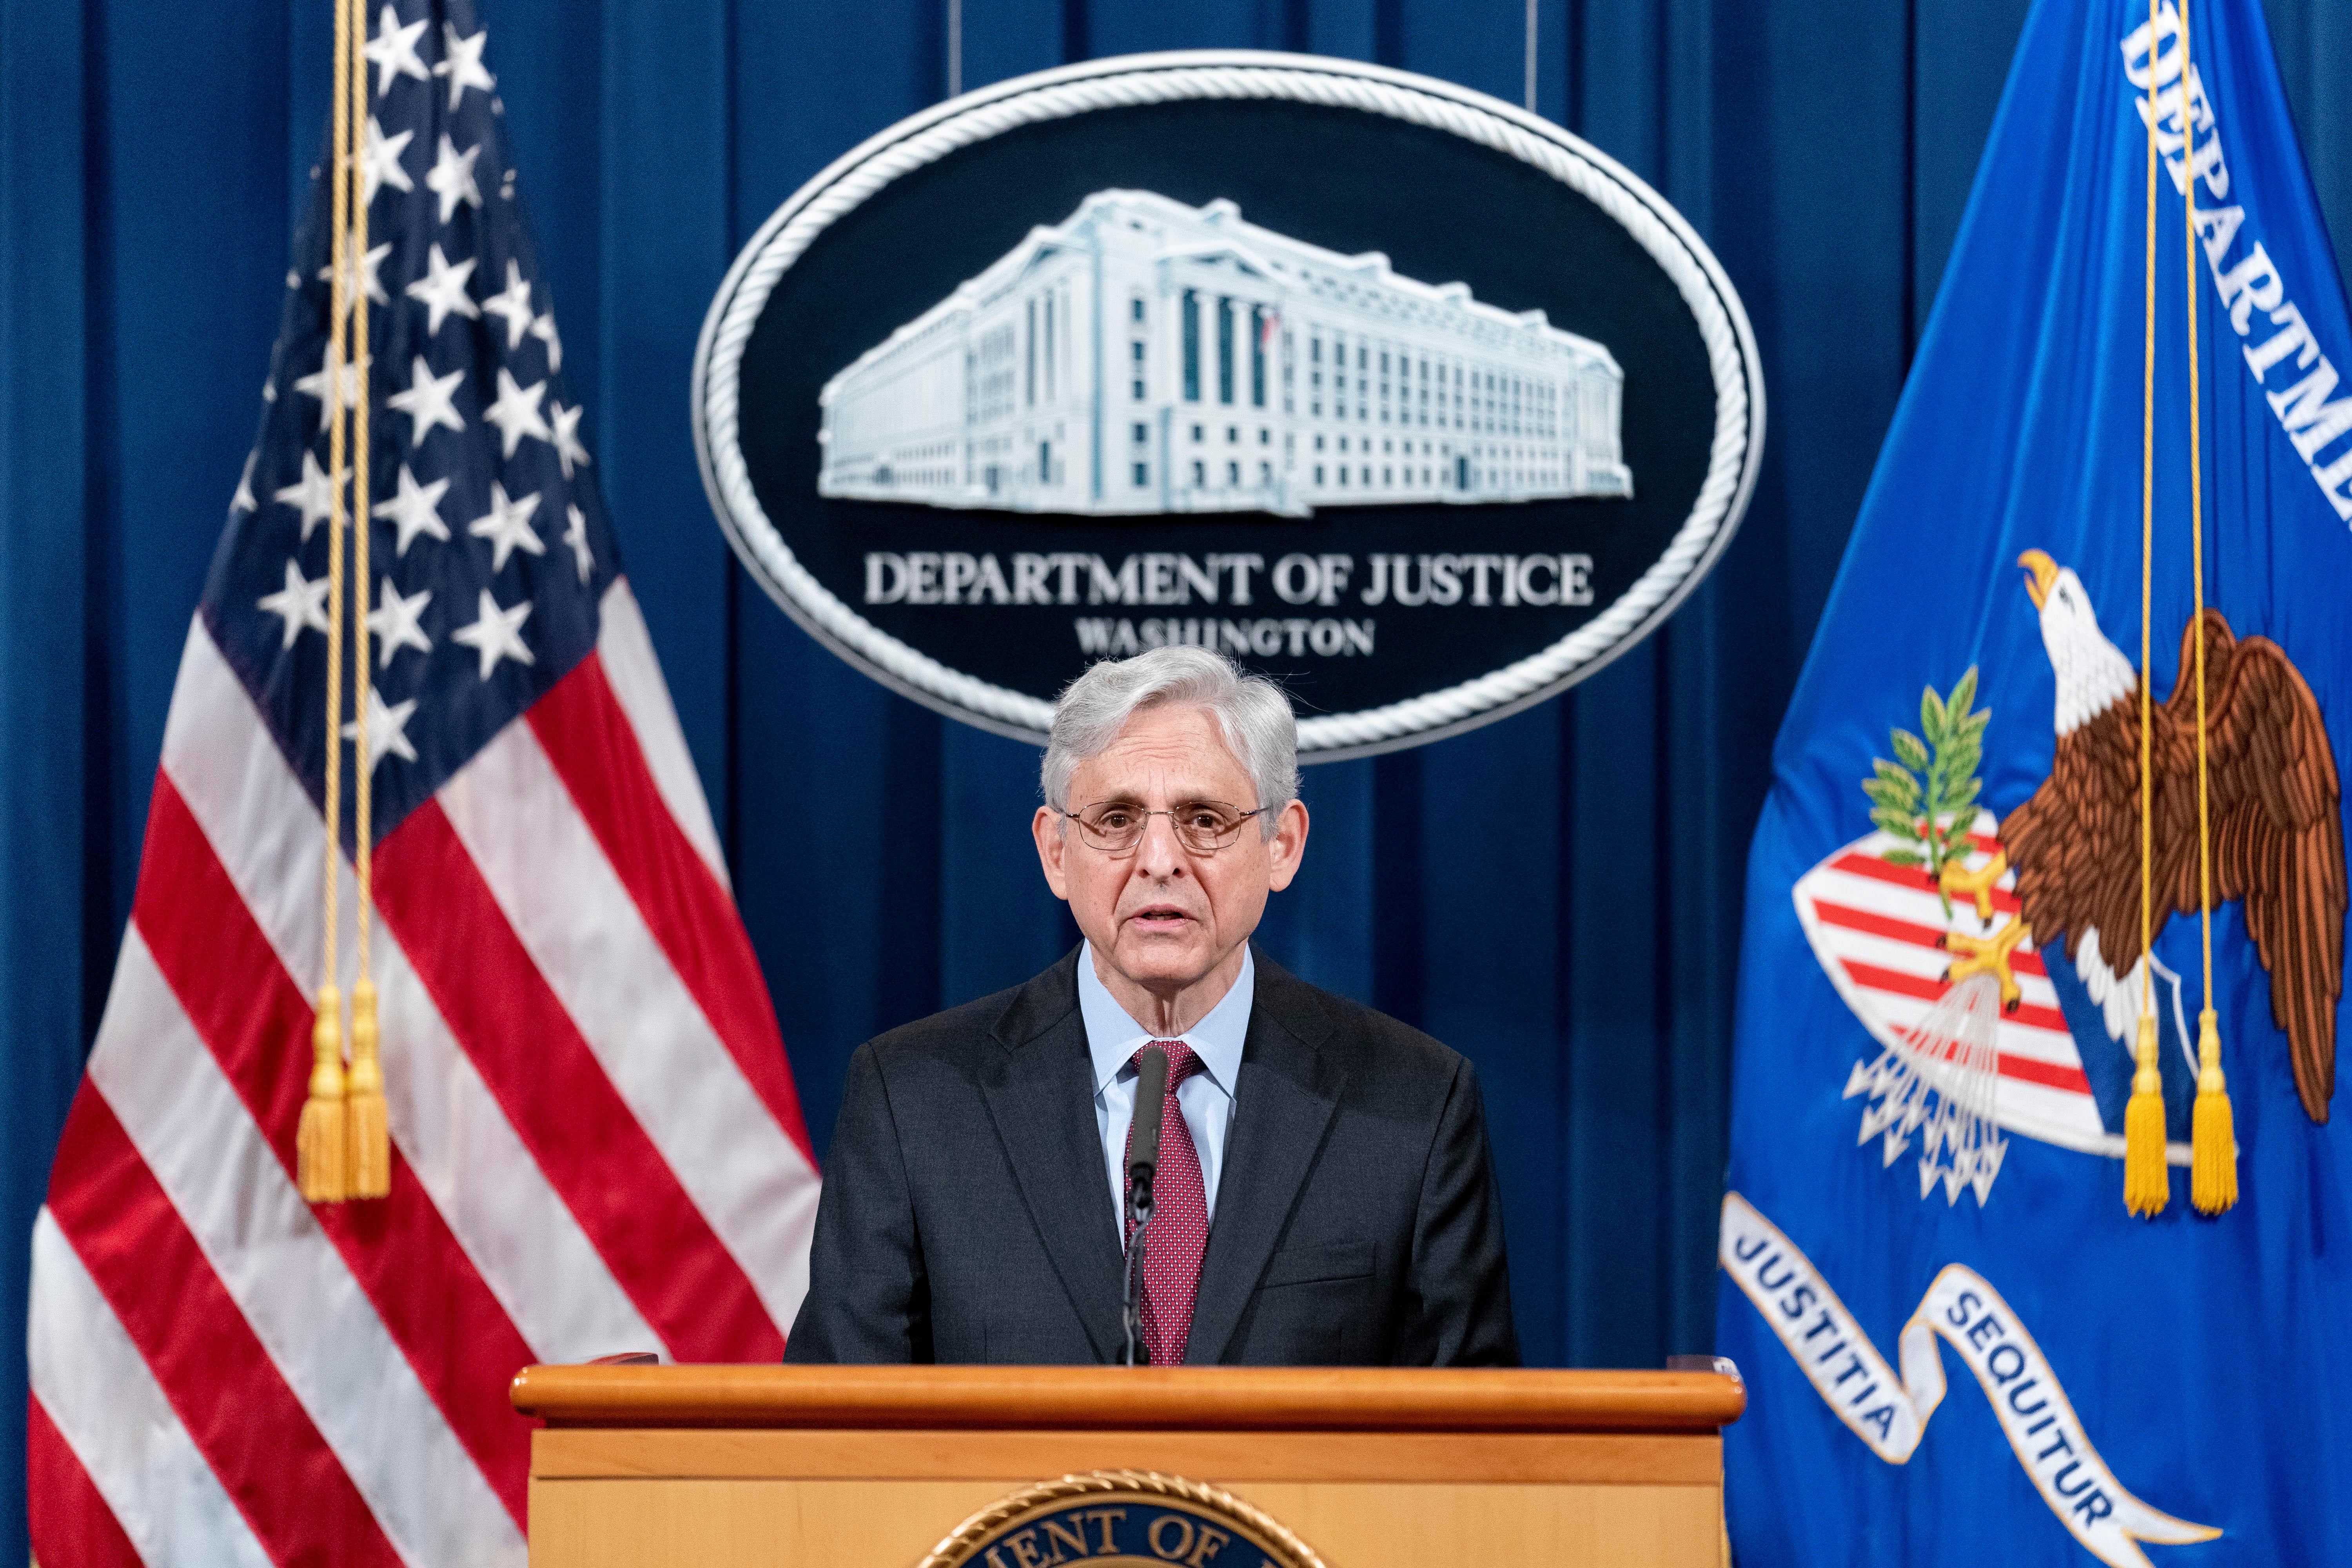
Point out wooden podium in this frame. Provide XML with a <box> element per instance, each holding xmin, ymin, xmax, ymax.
<box><xmin>511</xmin><ymin>1363</ymin><xmax>1743</xmax><ymax>1567</ymax></box>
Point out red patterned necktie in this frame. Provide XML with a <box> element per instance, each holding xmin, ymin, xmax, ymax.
<box><xmin>1123</xmin><ymin>1040</ymin><xmax>1208</xmax><ymax>1367</ymax></box>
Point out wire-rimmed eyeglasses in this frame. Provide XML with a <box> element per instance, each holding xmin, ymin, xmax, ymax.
<box><xmin>1058</xmin><ymin>799</ymin><xmax>1264</xmax><ymax>855</ymax></box>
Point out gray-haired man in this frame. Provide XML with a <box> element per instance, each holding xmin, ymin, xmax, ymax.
<box><xmin>786</xmin><ymin>647</ymin><xmax>1517</xmax><ymax>1366</ymax></box>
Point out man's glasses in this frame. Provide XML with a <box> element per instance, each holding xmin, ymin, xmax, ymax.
<box><xmin>1059</xmin><ymin>800</ymin><xmax>1264</xmax><ymax>855</ymax></box>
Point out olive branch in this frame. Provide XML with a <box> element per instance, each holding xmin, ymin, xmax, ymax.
<box><xmin>1862</xmin><ymin>667</ymin><xmax>1989</xmax><ymax>918</ymax></box>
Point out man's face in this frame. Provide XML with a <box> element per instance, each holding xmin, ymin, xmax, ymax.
<box><xmin>1033</xmin><ymin>703</ymin><xmax>1309</xmax><ymax>998</ymax></box>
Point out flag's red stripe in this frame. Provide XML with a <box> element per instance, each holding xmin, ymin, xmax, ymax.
<box><xmin>1978</xmin><ymin>1051</ymin><xmax>2091</xmax><ymax>1093</ymax></box>
<box><xmin>1839</xmin><ymin>958</ymin><xmax>2085</xmax><ymax>1074</ymax></box>
<box><xmin>1810</xmin><ymin>898</ymin><xmax>2048</xmax><ymax>977</ymax></box>
<box><xmin>528</xmin><ymin>653</ymin><xmax>814</xmax><ymax>1161</ymax></box>
<box><xmin>133</xmin><ymin>774</ymin><xmax>532</xmax><ymax>1526</ymax></box>
<box><xmin>1829</xmin><ymin>852</ymin><xmax>2024</xmax><ymax>915</ymax></box>
<box><xmin>27</xmin><ymin>1393</ymin><xmax>142</xmax><ymax>1568</ymax></box>
<box><xmin>1888</xmin><ymin>1027</ymin><xmax>2092</xmax><ymax>1094</ymax></box>
<box><xmin>1840</xmin><ymin>956</ymin><xmax>2073</xmax><ymax>1034</ymax></box>
<box><xmin>374</xmin><ymin>799</ymin><xmax>782</xmax><ymax>1360</ymax></box>
<box><xmin>1899</xmin><ymin>1031</ymin><xmax>2089</xmax><ymax>1094</ymax></box>
<box><xmin>45</xmin><ymin>1085</ymin><xmax>406</xmax><ymax>1568</ymax></box>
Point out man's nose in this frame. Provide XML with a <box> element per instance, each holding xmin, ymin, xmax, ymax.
<box><xmin>1132</xmin><ymin>810</ymin><xmax>1187</xmax><ymax>876</ymax></box>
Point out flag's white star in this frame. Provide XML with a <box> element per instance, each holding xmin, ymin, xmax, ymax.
<box><xmin>292</xmin><ymin>350</ymin><xmax>371</xmax><ymax>418</ymax></box>
<box><xmin>550</xmin><ymin>400</ymin><xmax>591</xmax><ymax>477</ymax></box>
<box><xmin>358</xmin><ymin>117</ymin><xmax>414</xmax><ymax>203</ymax></box>
<box><xmin>432</xmin><ymin>23</ymin><xmax>495</xmax><ymax>112</ymax></box>
<box><xmin>319</xmin><ymin>238</ymin><xmax>392</xmax><ymax>308</ymax></box>
<box><xmin>480</xmin><ymin>259</ymin><xmax>535</xmax><ymax>349</ymax></box>
<box><xmin>425</xmin><ymin>134</ymin><xmax>482</xmax><ymax>224</ymax></box>
<box><xmin>386</xmin><ymin>355</ymin><xmax>465</xmax><ymax>445</ymax></box>
<box><xmin>481</xmin><ymin>366</ymin><xmax>550</xmax><ymax>457</ymax></box>
<box><xmin>343</xmin><ymin>686</ymin><xmax>420</xmax><ymax>768</ymax></box>
<box><xmin>367</xmin><ymin>576</ymin><xmax>433</xmax><ymax>666</ymax></box>
<box><xmin>562</xmin><ymin>503</ymin><xmax>592</xmax><ymax>584</ymax></box>
<box><xmin>274</xmin><ymin>450</ymin><xmax>348</xmax><ymax>540</ymax></box>
<box><xmin>450</xmin><ymin>588</ymin><xmax>535</xmax><ymax>679</ymax></box>
<box><xmin>381</xmin><ymin>463</ymin><xmax>451</xmax><ymax>555</ymax></box>
<box><xmin>258</xmin><ymin>557</ymin><xmax>331</xmax><ymax>649</ymax></box>
<box><xmin>230</xmin><ymin>450</ymin><xmax>259</xmax><ymax>513</ymax></box>
<box><xmin>404</xmin><ymin>243</ymin><xmax>479</xmax><ymax>335</ymax></box>
<box><xmin>529</xmin><ymin>310</ymin><xmax>562</xmax><ymax>372</ymax></box>
<box><xmin>467</xmin><ymin>480</ymin><xmax>544</xmax><ymax>570</ymax></box>
<box><xmin>364</xmin><ymin>5</ymin><xmax>429</xmax><ymax>95</ymax></box>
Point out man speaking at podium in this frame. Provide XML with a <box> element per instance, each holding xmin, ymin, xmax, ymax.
<box><xmin>787</xmin><ymin>647</ymin><xmax>1517</xmax><ymax>1366</ymax></box>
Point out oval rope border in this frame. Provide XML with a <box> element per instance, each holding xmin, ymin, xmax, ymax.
<box><xmin>911</xmin><ymin>1469</ymin><xmax>1331</xmax><ymax>1568</ymax></box>
<box><xmin>693</xmin><ymin>51</ymin><xmax>1765</xmax><ymax>757</ymax></box>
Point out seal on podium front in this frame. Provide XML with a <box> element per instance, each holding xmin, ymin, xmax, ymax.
<box><xmin>914</xmin><ymin>1470</ymin><xmax>1327</xmax><ymax>1568</ymax></box>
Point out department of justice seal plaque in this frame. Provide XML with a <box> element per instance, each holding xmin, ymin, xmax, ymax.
<box><xmin>914</xmin><ymin>1470</ymin><xmax>1326</xmax><ymax>1568</ymax></box>
<box><xmin>695</xmin><ymin>49</ymin><xmax>1764</xmax><ymax>758</ymax></box>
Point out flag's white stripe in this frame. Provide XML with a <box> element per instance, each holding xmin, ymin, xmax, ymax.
<box><xmin>439</xmin><ymin>719</ymin><xmax>817</xmax><ymax>1328</ymax></box>
<box><xmin>27</xmin><ymin>1206</ymin><xmax>276</xmax><ymax>1568</ymax></box>
<box><xmin>1807</xmin><ymin>867</ymin><xmax>2022</xmax><ymax>929</ymax></box>
<box><xmin>1857</xmin><ymin>985</ymin><xmax>2082</xmax><ymax>1066</ymax></box>
<box><xmin>160</xmin><ymin>619</ymin><xmax>659</xmax><ymax>1362</ymax></box>
<box><xmin>1864</xmin><ymin>998</ymin><xmax>2166</xmax><ymax>1154</ymax></box>
<box><xmin>88</xmin><ymin>931</ymin><xmax>523</xmax><ymax>1568</ymax></box>
<box><xmin>370</xmin><ymin>927</ymin><xmax>664</xmax><ymax>1360</ymax></box>
<box><xmin>596</xmin><ymin>578</ymin><xmax>728</xmax><ymax>888</ymax></box>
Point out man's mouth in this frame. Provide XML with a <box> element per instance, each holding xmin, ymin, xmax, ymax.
<box><xmin>1128</xmin><ymin>904</ymin><xmax>1194</xmax><ymax>929</ymax></box>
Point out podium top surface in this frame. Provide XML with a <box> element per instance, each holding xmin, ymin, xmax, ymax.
<box><xmin>510</xmin><ymin>1364</ymin><xmax>1744</xmax><ymax>1434</ymax></box>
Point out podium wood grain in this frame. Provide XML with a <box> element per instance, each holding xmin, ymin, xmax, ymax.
<box><xmin>514</xmin><ymin>1365</ymin><xmax>1740</xmax><ymax>1568</ymax></box>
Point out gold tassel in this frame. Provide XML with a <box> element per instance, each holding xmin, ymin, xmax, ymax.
<box><xmin>345</xmin><ymin>976</ymin><xmax>390</xmax><ymax>1198</ymax></box>
<box><xmin>2176</xmin><ymin>0</ymin><xmax>2231</xmax><ymax>1219</ymax></box>
<box><xmin>2191</xmin><ymin>1007</ymin><xmax>2236</xmax><ymax>1214</ymax></box>
<box><xmin>2123</xmin><ymin>1010</ymin><xmax>2168</xmax><ymax>1216</ymax></box>
<box><xmin>298</xmin><ymin>984</ymin><xmax>348</xmax><ymax>1203</ymax></box>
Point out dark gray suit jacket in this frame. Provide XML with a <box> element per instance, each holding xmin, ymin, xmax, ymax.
<box><xmin>784</xmin><ymin>946</ymin><xmax>1518</xmax><ymax>1365</ymax></box>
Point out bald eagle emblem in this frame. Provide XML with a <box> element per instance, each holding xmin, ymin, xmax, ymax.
<box><xmin>1793</xmin><ymin>550</ymin><xmax>2346</xmax><ymax>1205</ymax></box>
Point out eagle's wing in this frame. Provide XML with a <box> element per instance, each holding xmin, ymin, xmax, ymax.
<box><xmin>2000</xmin><ymin>688</ymin><xmax>2147</xmax><ymax>973</ymax></box>
<box><xmin>2163</xmin><ymin>613</ymin><xmax>2346</xmax><ymax>1122</ymax></box>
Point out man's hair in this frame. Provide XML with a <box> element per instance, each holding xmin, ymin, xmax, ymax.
<box><xmin>1041</xmin><ymin>647</ymin><xmax>1300</xmax><ymax>835</ymax></box>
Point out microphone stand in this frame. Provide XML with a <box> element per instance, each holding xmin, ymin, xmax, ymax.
<box><xmin>1122</xmin><ymin>1176</ymin><xmax>1152</xmax><ymax>1366</ymax></box>
<box><xmin>1121</xmin><ymin>1043</ymin><xmax>1169</xmax><ymax>1367</ymax></box>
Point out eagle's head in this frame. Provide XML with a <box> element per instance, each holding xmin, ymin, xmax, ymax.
<box><xmin>2019</xmin><ymin>549</ymin><xmax>2135</xmax><ymax>737</ymax></box>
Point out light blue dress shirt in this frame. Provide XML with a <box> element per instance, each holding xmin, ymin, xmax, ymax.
<box><xmin>1078</xmin><ymin>940</ymin><xmax>1252</xmax><ymax>1235</ymax></box>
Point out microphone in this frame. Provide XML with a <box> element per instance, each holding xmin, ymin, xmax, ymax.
<box><xmin>1122</xmin><ymin>1044</ymin><xmax>1170</xmax><ymax>1367</ymax></box>
<box><xmin>1127</xmin><ymin>1045</ymin><xmax>1170</xmax><ymax>1199</ymax></box>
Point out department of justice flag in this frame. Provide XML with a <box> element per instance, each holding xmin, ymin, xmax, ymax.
<box><xmin>1718</xmin><ymin>0</ymin><xmax>2352</xmax><ymax>1564</ymax></box>
<box><xmin>23</xmin><ymin>4</ymin><xmax>821</xmax><ymax>1563</ymax></box>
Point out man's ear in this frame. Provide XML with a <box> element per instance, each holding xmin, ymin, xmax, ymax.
<box><xmin>1033</xmin><ymin>806</ymin><xmax>1071</xmax><ymax>900</ymax></box>
<box><xmin>1264</xmin><ymin>799</ymin><xmax>1310</xmax><ymax>893</ymax></box>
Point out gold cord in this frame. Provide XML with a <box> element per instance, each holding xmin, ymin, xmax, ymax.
<box><xmin>351</xmin><ymin>0</ymin><xmax>372</xmax><ymax>955</ymax></box>
<box><xmin>2182</xmin><ymin>0</ymin><xmax>2236</xmax><ymax>1212</ymax></box>
<box><xmin>299</xmin><ymin>0</ymin><xmax>356</xmax><ymax>1203</ymax></box>
<box><xmin>2123</xmin><ymin>0</ymin><xmax>2169</xmax><ymax>1217</ymax></box>
<box><xmin>344</xmin><ymin>0</ymin><xmax>388</xmax><ymax>1199</ymax></box>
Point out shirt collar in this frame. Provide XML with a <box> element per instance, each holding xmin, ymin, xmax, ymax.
<box><xmin>1077</xmin><ymin>940</ymin><xmax>1253</xmax><ymax>1100</ymax></box>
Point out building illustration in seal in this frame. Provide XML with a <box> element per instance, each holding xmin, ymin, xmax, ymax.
<box><xmin>815</xmin><ymin>189</ymin><xmax>1633</xmax><ymax>518</ymax></box>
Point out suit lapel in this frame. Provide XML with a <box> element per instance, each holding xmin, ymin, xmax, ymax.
<box><xmin>1184</xmin><ymin>953</ymin><xmax>1344</xmax><ymax>1363</ymax></box>
<box><xmin>977</xmin><ymin>951</ymin><xmax>1127</xmax><ymax>1362</ymax></box>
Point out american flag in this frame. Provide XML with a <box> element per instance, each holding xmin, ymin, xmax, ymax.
<box><xmin>24</xmin><ymin>3</ymin><xmax>820</xmax><ymax>1562</ymax></box>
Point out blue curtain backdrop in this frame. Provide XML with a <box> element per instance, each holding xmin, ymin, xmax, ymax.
<box><xmin>1</xmin><ymin>0</ymin><xmax>2347</xmax><ymax>1557</ymax></box>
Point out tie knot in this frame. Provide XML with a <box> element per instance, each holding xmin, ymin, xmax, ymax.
<box><xmin>1136</xmin><ymin>1040</ymin><xmax>1202</xmax><ymax>1090</ymax></box>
